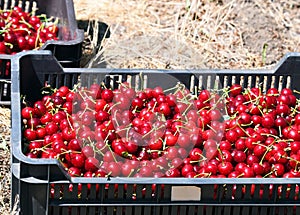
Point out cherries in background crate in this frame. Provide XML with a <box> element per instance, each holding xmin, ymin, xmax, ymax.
<box><xmin>0</xmin><ymin>6</ymin><xmax>59</xmax><ymax>76</ymax></box>
<box><xmin>0</xmin><ymin>6</ymin><xmax>59</xmax><ymax>53</ymax></box>
<box><xmin>21</xmin><ymin>81</ymin><xmax>300</xmax><ymax>179</ymax></box>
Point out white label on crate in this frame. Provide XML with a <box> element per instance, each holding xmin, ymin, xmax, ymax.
<box><xmin>171</xmin><ymin>186</ymin><xmax>201</xmax><ymax>201</ymax></box>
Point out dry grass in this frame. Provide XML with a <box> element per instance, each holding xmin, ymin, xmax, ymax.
<box><xmin>74</xmin><ymin>0</ymin><xmax>299</xmax><ymax>69</ymax></box>
<box><xmin>0</xmin><ymin>107</ymin><xmax>12</xmax><ymax>215</ymax></box>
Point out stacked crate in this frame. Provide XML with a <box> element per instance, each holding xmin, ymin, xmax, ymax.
<box><xmin>0</xmin><ymin>0</ymin><xmax>84</xmax><ymax>106</ymax></box>
<box><xmin>10</xmin><ymin>51</ymin><xmax>300</xmax><ymax>215</ymax></box>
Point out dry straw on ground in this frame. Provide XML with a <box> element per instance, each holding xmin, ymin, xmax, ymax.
<box><xmin>75</xmin><ymin>0</ymin><xmax>300</xmax><ymax>69</ymax></box>
<box><xmin>0</xmin><ymin>107</ymin><xmax>12</xmax><ymax>215</ymax></box>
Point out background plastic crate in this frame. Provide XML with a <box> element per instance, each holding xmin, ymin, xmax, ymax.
<box><xmin>0</xmin><ymin>0</ymin><xmax>84</xmax><ymax>106</ymax></box>
<box><xmin>11</xmin><ymin>51</ymin><xmax>300</xmax><ymax>215</ymax></box>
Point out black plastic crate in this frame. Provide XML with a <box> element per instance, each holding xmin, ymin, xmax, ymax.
<box><xmin>0</xmin><ymin>54</ymin><xmax>12</xmax><ymax>104</ymax></box>
<box><xmin>11</xmin><ymin>51</ymin><xmax>300</xmax><ymax>215</ymax></box>
<box><xmin>0</xmin><ymin>0</ymin><xmax>84</xmax><ymax>105</ymax></box>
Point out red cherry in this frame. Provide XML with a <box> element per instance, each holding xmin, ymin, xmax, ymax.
<box><xmin>261</xmin><ymin>116</ymin><xmax>275</xmax><ymax>128</ymax></box>
<box><xmin>241</xmin><ymin>166</ymin><xmax>254</xmax><ymax>177</ymax></box>
<box><xmin>272</xmin><ymin>163</ymin><xmax>285</xmax><ymax>177</ymax></box>
<box><xmin>84</xmin><ymin>157</ymin><xmax>100</xmax><ymax>172</ymax></box>
<box><xmin>70</xmin><ymin>153</ymin><xmax>85</xmax><ymax>168</ymax></box>
<box><xmin>232</xmin><ymin>150</ymin><xmax>246</xmax><ymax>163</ymax></box>
<box><xmin>218</xmin><ymin>161</ymin><xmax>233</xmax><ymax>176</ymax></box>
<box><xmin>229</xmin><ymin>84</ymin><xmax>242</xmax><ymax>97</ymax></box>
<box><xmin>165</xmin><ymin>168</ymin><xmax>181</xmax><ymax>177</ymax></box>
<box><xmin>198</xmin><ymin>90</ymin><xmax>210</xmax><ymax>101</ymax></box>
<box><xmin>22</xmin><ymin>107</ymin><xmax>35</xmax><ymax>119</ymax></box>
<box><xmin>225</xmin><ymin>129</ymin><xmax>239</xmax><ymax>143</ymax></box>
<box><xmin>24</xmin><ymin>129</ymin><xmax>37</xmax><ymax>141</ymax></box>
<box><xmin>68</xmin><ymin>167</ymin><xmax>81</xmax><ymax>177</ymax></box>
<box><xmin>189</xmin><ymin>148</ymin><xmax>203</xmax><ymax>161</ymax></box>
<box><xmin>101</xmin><ymin>89</ymin><xmax>114</xmax><ymax>102</ymax></box>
